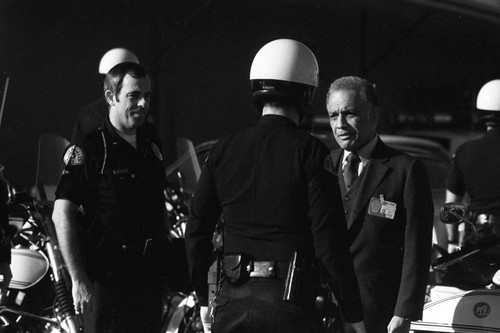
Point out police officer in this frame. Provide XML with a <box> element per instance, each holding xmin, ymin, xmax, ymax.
<box><xmin>446</xmin><ymin>79</ymin><xmax>500</xmax><ymax>250</ymax></box>
<box><xmin>185</xmin><ymin>39</ymin><xmax>366</xmax><ymax>333</ymax></box>
<box><xmin>52</xmin><ymin>62</ymin><xmax>168</xmax><ymax>333</ymax></box>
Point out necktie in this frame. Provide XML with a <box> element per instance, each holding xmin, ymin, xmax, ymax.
<box><xmin>344</xmin><ymin>153</ymin><xmax>360</xmax><ymax>190</ymax></box>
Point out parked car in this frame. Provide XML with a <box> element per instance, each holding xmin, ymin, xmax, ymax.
<box><xmin>381</xmin><ymin>134</ymin><xmax>452</xmax><ymax>252</ymax></box>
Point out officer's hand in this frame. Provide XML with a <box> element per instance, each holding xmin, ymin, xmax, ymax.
<box><xmin>71</xmin><ymin>278</ymin><xmax>95</xmax><ymax>315</ymax></box>
<box><xmin>200</xmin><ymin>306</ymin><xmax>211</xmax><ymax>333</ymax></box>
<box><xmin>0</xmin><ymin>263</ymin><xmax>12</xmax><ymax>289</ymax></box>
<box><xmin>387</xmin><ymin>315</ymin><xmax>411</xmax><ymax>333</ymax></box>
<box><xmin>345</xmin><ymin>320</ymin><xmax>366</xmax><ymax>333</ymax></box>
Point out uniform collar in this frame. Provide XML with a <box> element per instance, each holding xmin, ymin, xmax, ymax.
<box><xmin>259</xmin><ymin>114</ymin><xmax>297</xmax><ymax>127</ymax></box>
<box><xmin>103</xmin><ymin>116</ymin><xmax>147</xmax><ymax>143</ymax></box>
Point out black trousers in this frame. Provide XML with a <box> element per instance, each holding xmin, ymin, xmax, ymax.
<box><xmin>82</xmin><ymin>255</ymin><xmax>164</xmax><ymax>333</ymax></box>
<box><xmin>212</xmin><ymin>279</ymin><xmax>323</xmax><ymax>333</ymax></box>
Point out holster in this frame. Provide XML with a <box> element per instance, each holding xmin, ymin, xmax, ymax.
<box><xmin>222</xmin><ymin>253</ymin><xmax>252</xmax><ymax>285</ymax></box>
<box><xmin>283</xmin><ymin>252</ymin><xmax>322</xmax><ymax>307</ymax></box>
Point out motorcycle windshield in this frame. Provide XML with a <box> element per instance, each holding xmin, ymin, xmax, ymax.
<box><xmin>164</xmin><ymin>137</ymin><xmax>201</xmax><ymax>239</ymax></box>
<box><xmin>165</xmin><ymin>137</ymin><xmax>201</xmax><ymax>197</ymax></box>
<box><xmin>35</xmin><ymin>133</ymin><xmax>70</xmax><ymax>202</ymax></box>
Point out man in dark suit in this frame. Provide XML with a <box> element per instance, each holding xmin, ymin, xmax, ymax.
<box><xmin>325</xmin><ymin>76</ymin><xmax>434</xmax><ymax>333</ymax></box>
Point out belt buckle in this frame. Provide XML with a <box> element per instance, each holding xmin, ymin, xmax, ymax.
<box><xmin>250</xmin><ymin>261</ymin><xmax>276</xmax><ymax>278</ymax></box>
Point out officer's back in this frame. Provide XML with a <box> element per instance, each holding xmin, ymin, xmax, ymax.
<box><xmin>209</xmin><ymin>115</ymin><xmax>323</xmax><ymax>261</ymax></box>
<box><xmin>186</xmin><ymin>39</ymin><xmax>366</xmax><ymax>333</ymax></box>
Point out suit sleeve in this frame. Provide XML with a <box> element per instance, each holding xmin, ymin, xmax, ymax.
<box><xmin>395</xmin><ymin>159</ymin><xmax>434</xmax><ymax>319</ymax></box>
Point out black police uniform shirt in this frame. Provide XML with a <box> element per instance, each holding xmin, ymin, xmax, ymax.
<box><xmin>186</xmin><ymin>114</ymin><xmax>364</xmax><ymax>323</ymax></box>
<box><xmin>446</xmin><ymin>128</ymin><xmax>500</xmax><ymax>215</ymax></box>
<box><xmin>55</xmin><ymin>116</ymin><xmax>166</xmax><ymax>268</ymax></box>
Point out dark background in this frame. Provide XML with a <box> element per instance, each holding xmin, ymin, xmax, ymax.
<box><xmin>1</xmin><ymin>0</ymin><xmax>500</xmax><ymax>188</ymax></box>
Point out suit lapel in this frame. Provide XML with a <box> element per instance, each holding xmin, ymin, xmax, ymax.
<box><xmin>348</xmin><ymin>160</ymin><xmax>389</xmax><ymax>226</ymax></box>
<box><xmin>347</xmin><ymin>140</ymin><xmax>392</xmax><ymax>227</ymax></box>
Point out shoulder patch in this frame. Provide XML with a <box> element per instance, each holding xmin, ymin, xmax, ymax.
<box><xmin>324</xmin><ymin>154</ymin><xmax>336</xmax><ymax>175</ymax></box>
<box><xmin>63</xmin><ymin>145</ymin><xmax>85</xmax><ymax>166</ymax></box>
<box><xmin>151</xmin><ymin>143</ymin><xmax>164</xmax><ymax>161</ymax></box>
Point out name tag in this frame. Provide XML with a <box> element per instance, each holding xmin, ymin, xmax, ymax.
<box><xmin>113</xmin><ymin>168</ymin><xmax>129</xmax><ymax>175</ymax></box>
<box><xmin>368</xmin><ymin>195</ymin><xmax>396</xmax><ymax>220</ymax></box>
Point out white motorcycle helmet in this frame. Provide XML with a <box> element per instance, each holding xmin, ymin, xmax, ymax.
<box><xmin>250</xmin><ymin>39</ymin><xmax>319</xmax><ymax>115</ymax></box>
<box><xmin>98</xmin><ymin>48</ymin><xmax>140</xmax><ymax>74</ymax></box>
<box><xmin>476</xmin><ymin>79</ymin><xmax>500</xmax><ymax>127</ymax></box>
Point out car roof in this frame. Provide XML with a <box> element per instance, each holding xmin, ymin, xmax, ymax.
<box><xmin>379</xmin><ymin>134</ymin><xmax>451</xmax><ymax>165</ymax></box>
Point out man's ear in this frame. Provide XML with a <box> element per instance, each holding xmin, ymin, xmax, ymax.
<box><xmin>105</xmin><ymin>90</ymin><xmax>115</xmax><ymax>107</ymax></box>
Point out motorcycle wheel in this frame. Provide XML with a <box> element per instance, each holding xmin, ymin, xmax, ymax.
<box><xmin>0</xmin><ymin>316</ymin><xmax>59</xmax><ymax>333</ymax></box>
<box><xmin>161</xmin><ymin>292</ymin><xmax>203</xmax><ymax>333</ymax></box>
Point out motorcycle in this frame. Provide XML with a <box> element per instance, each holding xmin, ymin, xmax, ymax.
<box><xmin>411</xmin><ymin>202</ymin><xmax>500</xmax><ymax>333</ymax></box>
<box><xmin>160</xmin><ymin>137</ymin><xmax>203</xmax><ymax>333</ymax></box>
<box><xmin>0</xmin><ymin>199</ymin><xmax>81</xmax><ymax>333</ymax></box>
<box><xmin>0</xmin><ymin>133</ymin><xmax>79</xmax><ymax>333</ymax></box>
<box><xmin>0</xmin><ymin>135</ymin><xmax>204</xmax><ymax>333</ymax></box>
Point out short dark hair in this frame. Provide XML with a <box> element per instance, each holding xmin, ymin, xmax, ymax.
<box><xmin>103</xmin><ymin>62</ymin><xmax>148</xmax><ymax>100</ymax></box>
<box><xmin>326</xmin><ymin>76</ymin><xmax>379</xmax><ymax>107</ymax></box>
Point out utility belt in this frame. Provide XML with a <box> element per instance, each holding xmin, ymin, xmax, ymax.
<box><xmin>476</xmin><ymin>213</ymin><xmax>500</xmax><ymax>242</ymax></box>
<box><xmin>476</xmin><ymin>214</ymin><xmax>500</xmax><ymax>226</ymax></box>
<box><xmin>208</xmin><ymin>252</ymin><xmax>329</xmax><ymax>322</ymax></box>
<box><xmin>119</xmin><ymin>237</ymin><xmax>154</xmax><ymax>257</ymax></box>
<box><xmin>85</xmin><ymin>236</ymin><xmax>156</xmax><ymax>269</ymax></box>
<box><xmin>219</xmin><ymin>252</ymin><xmax>318</xmax><ymax>300</ymax></box>
<box><xmin>461</xmin><ymin>212</ymin><xmax>500</xmax><ymax>236</ymax></box>
<box><xmin>458</xmin><ymin>212</ymin><xmax>500</xmax><ymax>248</ymax></box>
<box><xmin>222</xmin><ymin>254</ymin><xmax>289</xmax><ymax>284</ymax></box>
<box><xmin>87</xmin><ymin>237</ymin><xmax>157</xmax><ymax>282</ymax></box>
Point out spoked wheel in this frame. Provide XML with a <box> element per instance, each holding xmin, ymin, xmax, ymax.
<box><xmin>0</xmin><ymin>315</ymin><xmax>60</xmax><ymax>333</ymax></box>
<box><xmin>162</xmin><ymin>292</ymin><xmax>203</xmax><ymax>333</ymax></box>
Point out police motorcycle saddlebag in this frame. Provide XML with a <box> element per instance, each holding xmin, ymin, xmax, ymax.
<box><xmin>410</xmin><ymin>289</ymin><xmax>500</xmax><ymax>333</ymax></box>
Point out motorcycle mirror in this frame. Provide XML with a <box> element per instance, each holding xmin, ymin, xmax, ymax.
<box><xmin>439</xmin><ymin>202</ymin><xmax>470</xmax><ymax>224</ymax></box>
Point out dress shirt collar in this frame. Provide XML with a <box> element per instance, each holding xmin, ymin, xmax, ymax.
<box><xmin>342</xmin><ymin>134</ymin><xmax>379</xmax><ymax>170</ymax></box>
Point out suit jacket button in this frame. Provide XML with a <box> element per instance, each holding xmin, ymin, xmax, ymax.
<box><xmin>344</xmin><ymin>210</ymin><xmax>348</xmax><ymax>214</ymax></box>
